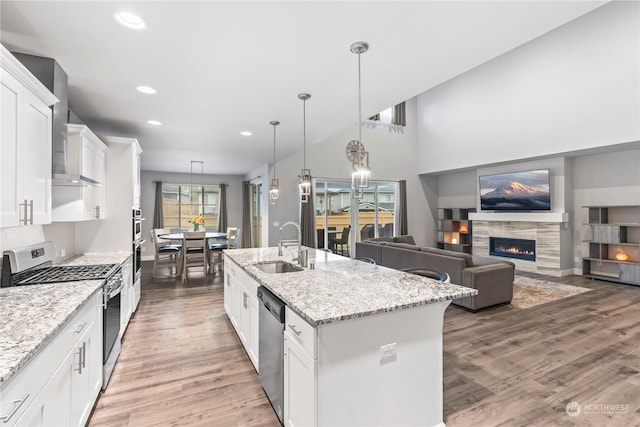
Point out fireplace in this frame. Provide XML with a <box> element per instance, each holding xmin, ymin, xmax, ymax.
<box><xmin>489</xmin><ymin>237</ymin><xmax>536</xmax><ymax>261</ymax></box>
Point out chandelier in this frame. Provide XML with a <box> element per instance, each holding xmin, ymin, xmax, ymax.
<box><xmin>346</xmin><ymin>41</ymin><xmax>371</xmax><ymax>200</ymax></box>
<box><xmin>298</xmin><ymin>93</ymin><xmax>312</xmax><ymax>203</ymax></box>
<box><xmin>269</xmin><ymin>120</ymin><xmax>280</xmax><ymax>204</ymax></box>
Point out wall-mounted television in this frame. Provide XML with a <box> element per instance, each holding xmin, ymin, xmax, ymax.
<box><xmin>479</xmin><ymin>169</ymin><xmax>551</xmax><ymax>211</ymax></box>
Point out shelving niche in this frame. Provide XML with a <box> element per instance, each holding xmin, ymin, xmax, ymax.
<box><xmin>582</xmin><ymin>205</ymin><xmax>640</xmax><ymax>286</ymax></box>
<box><xmin>437</xmin><ymin>208</ymin><xmax>475</xmax><ymax>254</ymax></box>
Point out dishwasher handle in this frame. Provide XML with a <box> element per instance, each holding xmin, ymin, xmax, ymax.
<box><xmin>257</xmin><ymin>286</ymin><xmax>285</xmax><ymax>323</ymax></box>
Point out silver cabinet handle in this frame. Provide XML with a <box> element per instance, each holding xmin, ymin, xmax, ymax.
<box><xmin>95</xmin><ymin>206</ymin><xmax>100</xmax><ymax>219</ymax></box>
<box><xmin>0</xmin><ymin>393</ymin><xmax>30</xmax><ymax>423</ymax></box>
<box><xmin>28</xmin><ymin>200</ymin><xmax>33</xmax><ymax>224</ymax></box>
<box><xmin>288</xmin><ymin>324</ymin><xmax>302</xmax><ymax>336</ymax></box>
<box><xmin>243</xmin><ymin>292</ymin><xmax>248</xmax><ymax>309</ymax></box>
<box><xmin>74</xmin><ymin>346</ymin><xmax>83</xmax><ymax>374</ymax></box>
<box><xmin>19</xmin><ymin>200</ymin><xmax>28</xmax><ymax>225</ymax></box>
<box><xmin>82</xmin><ymin>341</ymin><xmax>87</xmax><ymax>369</ymax></box>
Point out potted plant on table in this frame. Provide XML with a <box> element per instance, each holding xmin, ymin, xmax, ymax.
<box><xmin>188</xmin><ymin>214</ymin><xmax>205</xmax><ymax>231</ymax></box>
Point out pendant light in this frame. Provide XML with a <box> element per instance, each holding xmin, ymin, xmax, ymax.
<box><xmin>269</xmin><ymin>120</ymin><xmax>280</xmax><ymax>204</ymax></box>
<box><xmin>346</xmin><ymin>41</ymin><xmax>371</xmax><ymax>200</ymax></box>
<box><xmin>298</xmin><ymin>93</ymin><xmax>312</xmax><ymax>203</ymax></box>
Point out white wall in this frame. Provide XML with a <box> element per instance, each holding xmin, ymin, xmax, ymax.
<box><xmin>417</xmin><ymin>1</ymin><xmax>640</xmax><ymax>174</ymax></box>
<box><xmin>139</xmin><ymin>170</ymin><xmax>244</xmax><ymax>259</ymax></box>
<box><xmin>267</xmin><ymin>98</ymin><xmax>430</xmax><ymax>246</ymax></box>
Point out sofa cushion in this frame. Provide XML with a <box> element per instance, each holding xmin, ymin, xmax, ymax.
<box><xmin>387</xmin><ymin>242</ymin><xmax>421</xmax><ymax>251</ymax></box>
<box><xmin>367</xmin><ymin>237</ymin><xmax>393</xmax><ymax>242</ymax></box>
<box><xmin>421</xmin><ymin>246</ymin><xmax>473</xmax><ymax>267</ymax></box>
<box><xmin>393</xmin><ymin>235</ymin><xmax>416</xmax><ymax>245</ymax></box>
<box><xmin>471</xmin><ymin>256</ymin><xmax>515</xmax><ymax>270</ymax></box>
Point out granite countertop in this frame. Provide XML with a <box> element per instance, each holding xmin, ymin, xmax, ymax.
<box><xmin>0</xmin><ymin>251</ymin><xmax>131</xmax><ymax>387</ymax></box>
<box><xmin>224</xmin><ymin>247</ymin><xmax>477</xmax><ymax>326</ymax></box>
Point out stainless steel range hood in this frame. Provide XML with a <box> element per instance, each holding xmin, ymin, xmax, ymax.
<box><xmin>12</xmin><ymin>52</ymin><xmax>102</xmax><ymax>187</ymax></box>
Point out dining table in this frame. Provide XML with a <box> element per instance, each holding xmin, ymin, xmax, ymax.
<box><xmin>157</xmin><ymin>231</ymin><xmax>228</xmax><ymax>276</ymax></box>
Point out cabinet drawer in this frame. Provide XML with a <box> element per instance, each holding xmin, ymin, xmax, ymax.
<box><xmin>285</xmin><ymin>307</ymin><xmax>316</xmax><ymax>359</ymax></box>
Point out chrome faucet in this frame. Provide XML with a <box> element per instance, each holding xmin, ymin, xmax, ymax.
<box><xmin>278</xmin><ymin>221</ymin><xmax>304</xmax><ymax>265</ymax></box>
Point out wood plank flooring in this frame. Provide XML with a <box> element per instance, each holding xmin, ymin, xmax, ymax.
<box><xmin>88</xmin><ymin>264</ymin><xmax>640</xmax><ymax>426</ymax></box>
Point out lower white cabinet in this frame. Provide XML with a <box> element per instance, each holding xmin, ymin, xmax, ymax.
<box><xmin>0</xmin><ymin>291</ymin><xmax>102</xmax><ymax>427</ymax></box>
<box><xmin>283</xmin><ymin>330</ymin><xmax>317</xmax><ymax>427</ymax></box>
<box><xmin>223</xmin><ymin>256</ymin><xmax>259</xmax><ymax>371</ymax></box>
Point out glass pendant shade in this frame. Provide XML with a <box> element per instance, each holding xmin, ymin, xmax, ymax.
<box><xmin>347</xmin><ymin>41</ymin><xmax>371</xmax><ymax>199</ymax></box>
<box><xmin>298</xmin><ymin>93</ymin><xmax>312</xmax><ymax>203</ymax></box>
<box><xmin>269</xmin><ymin>120</ymin><xmax>280</xmax><ymax>204</ymax></box>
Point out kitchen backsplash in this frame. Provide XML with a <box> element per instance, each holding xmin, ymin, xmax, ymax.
<box><xmin>0</xmin><ymin>223</ymin><xmax>75</xmax><ymax>262</ymax></box>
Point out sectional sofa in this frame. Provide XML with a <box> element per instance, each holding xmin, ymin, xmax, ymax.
<box><xmin>355</xmin><ymin>236</ymin><xmax>515</xmax><ymax>311</ymax></box>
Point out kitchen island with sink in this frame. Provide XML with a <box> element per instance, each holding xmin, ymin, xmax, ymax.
<box><xmin>224</xmin><ymin>247</ymin><xmax>476</xmax><ymax>427</ymax></box>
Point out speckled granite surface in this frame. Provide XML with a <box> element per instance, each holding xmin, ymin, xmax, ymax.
<box><xmin>0</xmin><ymin>252</ymin><xmax>131</xmax><ymax>386</ymax></box>
<box><xmin>224</xmin><ymin>247</ymin><xmax>477</xmax><ymax>326</ymax></box>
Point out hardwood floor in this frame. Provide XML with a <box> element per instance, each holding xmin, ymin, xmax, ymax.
<box><xmin>89</xmin><ymin>264</ymin><xmax>640</xmax><ymax>426</ymax></box>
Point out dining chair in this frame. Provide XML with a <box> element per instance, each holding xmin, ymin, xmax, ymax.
<box><xmin>227</xmin><ymin>227</ymin><xmax>240</xmax><ymax>249</ymax></box>
<box><xmin>354</xmin><ymin>256</ymin><xmax>376</xmax><ymax>264</ymax></box>
<box><xmin>329</xmin><ymin>226</ymin><xmax>351</xmax><ymax>256</ymax></box>
<box><xmin>400</xmin><ymin>267</ymin><xmax>451</xmax><ymax>283</ymax></box>
<box><xmin>208</xmin><ymin>236</ymin><xmax>228</xmax><ymax>276</ymax></box>
<box><xmin>182</xmin><ymin>231</ymin><xmax>208</xmax><ymax>283</ymax></box>
<box><xmin>150</xmin><ymin>228</ymin><xmax>181</xmax><ymax>277</ymax></box>
<box><xmin>317</xmin><ymin>229</ymin><xmax>325</xmax><ymax>249</ymax></box>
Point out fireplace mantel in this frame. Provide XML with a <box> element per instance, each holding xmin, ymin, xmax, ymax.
<box><xmin>469</xmin><ymin>212</ymin><xmax>568</xmax><ymax>223</ymax></box>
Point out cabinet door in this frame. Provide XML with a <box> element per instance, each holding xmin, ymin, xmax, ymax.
<box><xmin>93</xmin><ymin>149</ymin><xmax>105</xmax><ymax>219</ymax></box>
<box><xmin>247</xmin><ymin>292</ymin><xmax>259</xmax><ymax>370</ymax></box>
<box><xmin>0</xmin><ymin>71</ymin><xmax>21</xmax><ymax>227</ymax></box>
<box><xmin>30</xmin><ymin>350</ymin><xmax>73</xmax><ymax>427</ymax></box>
<box><xmin>283</xmin><ymin>333</ymin><xmax>317</xmax><ymax>427</ymax></box>
<box><xmin>133</xmin><ymin>149</ymin><xmax>141</xmax><ymax>208</ymax></box>
<box><xmin>70</xmin><ymin>315</ymin><xmax>101</xmax><ymax>427</ymax></box>
<box><xmin>21</xmin><ymin>89</ymin><xmax>52</xmax><ymax>225</ymax></box>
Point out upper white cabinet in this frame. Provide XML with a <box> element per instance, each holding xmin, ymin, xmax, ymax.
<box><xmin>0</xmin><ymin>45</ymin><xmax>57</xmax><ymax>228</ymax></box>
<box><xmin>52</xmin><ymin>124</ymin><xmax>107</xmax><ymax>222</ymax></box>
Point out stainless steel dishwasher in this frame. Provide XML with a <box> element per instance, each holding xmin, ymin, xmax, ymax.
<box><xmin>257</xmin><ymin>286</ymin><xmax>285</xmax><ymax>424</ymax></box>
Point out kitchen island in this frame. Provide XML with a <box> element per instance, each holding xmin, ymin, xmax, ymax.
<box><xmin>224</xmin><ymin>247</ymin><xmax>477</xmax><ymax>427</ymax></box>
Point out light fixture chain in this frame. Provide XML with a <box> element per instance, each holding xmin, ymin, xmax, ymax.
<box><xmin>303</xmin><ymin>98</ymin><xmax>307</xmax><ymax>170</ymax></box>
<box><xmin>273</xmin><ymin>124</ymin><xmax>276</xmax><ymax>178</ymax></box>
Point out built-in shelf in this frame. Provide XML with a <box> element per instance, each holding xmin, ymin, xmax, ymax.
<box><xmin>437</xmin><ymin>208</ymin><xmax>475</xmax><ymax>254</ymax></box>
<box><xmin>582</xmin><ymin>206</ymin><xmax>640</xmax><ymax>286</ymax></box>
<box><xmin>469</xmin><ymin>212</ymin><xmax>568</xmax><ymax>223</ymax></box>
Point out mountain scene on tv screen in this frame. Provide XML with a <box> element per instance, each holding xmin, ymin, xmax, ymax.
<box><xmin>480</xmin><ymin>171</ymin><xmax>550</xmax><ymax>211</ymax></box>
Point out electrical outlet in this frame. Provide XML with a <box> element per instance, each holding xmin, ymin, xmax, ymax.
<box><xmin>574</xmin><ymin>257</ymin><xmax>580</xmax><ymax>262</ymax></box>
<box><xmin>380</xmin><ymin>342</ymin><xmax>397</xmax><ymax>364</ymax></box>
<box><xmin>60</xmin><ymin>249</ymin><xmax>66</xmax><ymax>258</ymax></box>
<box><xmin>273</xmin><ymin>221</ymin><xmax>280</xmax><ymax>227</ymax></box>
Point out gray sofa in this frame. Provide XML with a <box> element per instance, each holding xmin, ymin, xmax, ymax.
<box><xmin>355</xmin><ymin>236</ymin><xmax>515</xmax><ymax>311</ymax></box>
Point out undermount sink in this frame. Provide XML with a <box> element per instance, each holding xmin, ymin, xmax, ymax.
<box><xmin>254</xmin><ymin>261</ymin><xmax>304</xmax><ymax>274</ymax></box>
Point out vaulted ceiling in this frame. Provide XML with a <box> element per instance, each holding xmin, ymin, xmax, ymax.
<box><xmin>0</xmin><ymin>1</ymin><xmax>607</xmax><ymax>174</ymax></box>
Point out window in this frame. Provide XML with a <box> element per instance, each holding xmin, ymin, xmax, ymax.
<box><xmin>162</xmin><ymin>183</ymin><xmax>220</xmax><ymax>230</ymax></box>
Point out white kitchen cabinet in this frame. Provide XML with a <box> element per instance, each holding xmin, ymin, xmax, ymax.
<box><xmin>0</xmin><ymin>46</ymin><xmax>57</xmax><ymax>228</ymax></box>
<box><xmin>0</xmin><ymin>291</ymin><xmax>102</xmax><ymax>427</ymax></box>
<box><xmin>52</xmin><ymin>124</ymin><xmax>107</xmax><ymax>222</ymax></box>
<box><xmin>223</xmin><ymin>256</ymin><xmax>259</xmax><ymax>371</ymax></box>
<box><xmin>283</xmin><ymin>330</ymin><xmax>317</xmax><ymax>427</ymax></box>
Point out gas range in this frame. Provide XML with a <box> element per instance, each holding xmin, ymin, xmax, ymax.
<box><xmin>11</xmin><ymin>264</ymin><xmax>118</xmax><ymax>286</ymax></box>
<box><xmin>1</xmin><ymin>241</ymin><xmax>117</xmax><ymax>288</ymax></box>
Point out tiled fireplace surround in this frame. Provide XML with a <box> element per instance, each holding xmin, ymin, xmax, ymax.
<box><xmin>471</xmin><ymin>213</ymin><xmax>567</xmax><ymax>276</ymax></box>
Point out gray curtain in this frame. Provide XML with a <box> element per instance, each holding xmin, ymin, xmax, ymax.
<box><xmin>300</xmin><ymin>184</ymin><xmax>316</xmax><ymax>247</ymax></box>
<box><xmin>217</xmin><ymin>184</ymin><xmax>227</xmax><ymax>233</ymax></box>
<box><xmin>241</xmin><ymin>181</ymin><xmax>252</xmax><ymax>248</ymax></box>
<box><xmin>392</xmin><ymin>102</ymin><xmax>406</xmax><ymax>126</ymax></box>
<box><xmin>398</xmin><ymin>180</ymin><xmax>408</xmax><ymax>235</ymax></box>
<box><xmin>153</xmin><ymin>181</ymin><xmax>163</xmax><ymax>229</ymax></box>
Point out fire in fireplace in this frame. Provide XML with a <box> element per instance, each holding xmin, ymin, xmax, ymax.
<box><xmin>489</xmin><ymin>237</ymin><xmax>536</xmax><ymax>261</ymax></box>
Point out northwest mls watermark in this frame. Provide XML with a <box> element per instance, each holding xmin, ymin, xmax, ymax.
<box><xmin>565</xmin><ymin>401</ymin><xmax>630</xmax><ymax>416</ymax></box>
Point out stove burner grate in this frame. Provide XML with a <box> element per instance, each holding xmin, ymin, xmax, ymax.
<box><xmin>15</xmin><ymin>264</ymin><xmax>118</xmax><ymax>285</ymax></box>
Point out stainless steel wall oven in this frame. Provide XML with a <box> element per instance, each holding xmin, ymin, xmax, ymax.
<box><xmin>132</xmin><ymin>208</ymin><xmax>143</xmax><ymax>281</ymax></box>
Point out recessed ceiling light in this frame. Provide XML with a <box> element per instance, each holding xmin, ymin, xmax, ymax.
<box><xmin>147</xmin><ymin>120</ymin><xmax>162</xmax><ymax>126</ymax></box>
<box><xmin>114</xmin><ymin>11</ymin><xmax>145</xmax><ymax>30</ymax></box>
<box><xmin>136</xmin><ymin>85</ymin><xmax>157</xmax><ymax>94</ymax></box>
<box><xmin>241</xmin><ymin>131</ymin><xmax>252</xmax><ymax>136</ymax></box>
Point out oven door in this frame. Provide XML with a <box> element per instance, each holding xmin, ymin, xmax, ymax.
<box><xmin>103</xmin><ymin>272</ymin><xmax>124</xmax><ymax>389</ymax></box>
